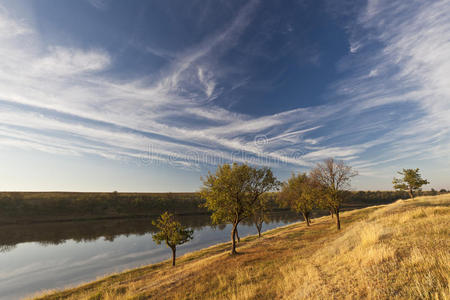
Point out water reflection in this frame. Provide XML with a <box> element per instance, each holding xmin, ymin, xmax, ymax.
<box><xmin>0</xmin><ymin>244</ymin><xmax>16</xmax><ymax>253</ymax></box>
<box><xmin>0</xmin><ymin>212</ymin><xmax>299</xmax><ymax>252</ymax></box>
<box><xmin>0</xmin><ymin>212</ymin><xmax>301</xmax><ymax>300</ymax></box>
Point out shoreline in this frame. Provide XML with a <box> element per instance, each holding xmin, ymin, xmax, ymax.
<box><xmin>31</xmin><ymin>195</ymin><xmax>450</xmax><ymax>299</ymax></box>
<box><xmin>29</xmin><ymin>202</ymin><xmax>389</xmax><ymax>299</ymax></box>
<box><xmin>29</xmin><ymin>218</ymin><xmax>307</xmax><ymax>300</ymax></box>
<box><xmin>0</xmin><ymin>190</ymin><xmax>415</xmax><ymax>225</ymax></box>
<box><xmin>0</xmin><ymin>208</ymin><xmax>298</xmax><ymax>225</ymax></box>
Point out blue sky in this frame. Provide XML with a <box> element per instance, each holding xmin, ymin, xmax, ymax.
<box><xmin>0</xmin><ymin>0</ymin><xmax>449</xmax><ymax>192</ymax></box>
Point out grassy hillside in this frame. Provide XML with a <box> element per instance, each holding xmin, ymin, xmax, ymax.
<box><xmin>32</xmin><ymin>194</ymin><xmax>449</xmax><ymax>300</ymax></box>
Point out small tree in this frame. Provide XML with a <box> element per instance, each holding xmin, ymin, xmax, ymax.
<box><xmin>278</xmin><ymin>173</ymin><xmax>316</xmax><ymax>226</ymax></box>
<box><xmin>310</xmin><ymin>158</ymin><xmax>357</xmax><ymax>230</ymax></box>
<box><xmin>392</xmin><ymin>168</ymin><xmax>429</xmax><ymax>199</ymax></box>
<box><xmin>252</xmin><ymin>193</ymin><xmax>271</xmax><ymax>237</ymax></box>
<box><xmin>200</xmin><ymin>163</ymin><xmax>278</xmax><ymax>254</ymax></box>
<box><xmin>152</xmin><ymin>212</ymin><xmax>193</xmax><ymax>266</ymax></box>
<box><xmin>248</xmin><ymin>168</ymin><xmax>279</xmax><ymax>238</ymax></box>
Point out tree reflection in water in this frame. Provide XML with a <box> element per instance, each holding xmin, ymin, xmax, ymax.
<box><xmin>0</xmin><ymin>212</ymin><xmax>300</xmax><ymax>251</ymax></box>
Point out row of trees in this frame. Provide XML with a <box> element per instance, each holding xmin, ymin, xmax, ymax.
<box><xmin>0</xmin><ymin>192</ymin><xmax>205</xmax><ymax>219</ymax></box>
<box><xmin>153</xmin><ymin>158</ymin><xmax>358</xmax><ymax>264</ymax></box>
<box><xmin>152</xmin><ymin>162</ymin><xmax>432</xmax><ymax>266</ymax></box>
<box><xmin>278</xmin><ymin>158</ymin><xmax>357</xmax><ymax>230</ymax></box>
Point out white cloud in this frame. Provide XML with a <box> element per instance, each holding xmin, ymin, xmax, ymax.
<box><xmin>368</xmin><ymin>69</ymin><xmax>378</xmax><ymax>77</ymax></box>
<box><xmin>349</xmin><ymin>41</ymin><xmax>361</xmax><ymax>53</ymax></box>
<box><xmin>34</xmin><ymin>47</ymin><xmax>111</xmax><ymax>75</ymax></box>
<box><xmin>0</xmin><ymin>6</ymin><xmax>31</xmax><ymax>38</ymax></box>
<box><xmin>197</xmin><ymin>67</ymin><xmax>216</xmax><ymax>98</ymax></box>
<box><xmin>302</xmin><ymin>147</ymin><xmax>362</xmax><ymax>160</ymax></box>
<box><xmin>0</xmin><ymin>0</ymin><xmax>448</xmax><ymax>186</ymax></box>
<box><xmin>86</xmin><ymin>0</ymin><xmax>111</xmax><ymax>11</ymax></box>
<box><xmin>327</xmin><ymin>0</ymin><xmax>450</xmax><ymax>179</ymax></box>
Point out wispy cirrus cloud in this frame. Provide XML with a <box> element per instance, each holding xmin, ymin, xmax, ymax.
<box><xmin>0</xmin><ymin>0</ymin><xmax>448</xmax><ymax>189</ymax></box>
<box><xmin>86</xmin><ymin>0</ymin><xmax>111</xmax><ymax>11</ymax></box>
<box><xmin>34</xmin><ymin>47</ymin><xmax>111</xmax><ymax>75</ymax></box>
<box><xmin>330</xmin><ymin>0</ymin><xmax>450</xmax><ymax>175</ymax></box>
<box><xmin>1</xmin><ymin>1</ymin><xmax>308</xmax><ymax>170</ymax></box>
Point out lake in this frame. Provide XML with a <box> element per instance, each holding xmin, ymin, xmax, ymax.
<box><xmin>0</xmin><ymin>212</ymin><xmax>301</xmax><ymax>299</ymax></box>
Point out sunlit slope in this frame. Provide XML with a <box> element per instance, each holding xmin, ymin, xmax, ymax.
<box><xmin>33</xmin><ymin>194</ymin><xmax>450</xmax><ymax>300</ymax></box>
<box><xmin>279</xmin><ymin>194</ymin><xmax>450</xmax><ymax>299</ymax></box>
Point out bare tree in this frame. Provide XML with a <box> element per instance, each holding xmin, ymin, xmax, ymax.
<box><xmin>310</xmin><ymin>158</ymin><xmax>357</xmax><ymax>230</ymax></box>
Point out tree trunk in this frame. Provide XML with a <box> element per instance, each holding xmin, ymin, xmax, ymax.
<box><xmin>336</xmin><ymin>210</ymin><xmax>341</xmax><ymax>230</ymax></box>
<box><xmin>231</xmin><ymin>223</ymin><xmax>238</xmax><ymax>255</ymax></box>
<box><xmin>171</xmin><ymin>246</ymin><xmax>176</xmax><ymax>266</ymax></box>
<box><xmin>302</xmin><ymin>212</ymin><xmax>310</xmax><ymax>226</ymax></box>
<box><xmin>330</xmin><ymin>209</ymin><xmax>334</xmax><ymax>219</ymax></box>
<box><xmin>236</xmin><ymin>227</ymin><xmax>240</xmax><ymax>243</ymax></box>
<box><xmin>256</xmin><ymin>222</ymin><xmax>262</xmax><ymax>237</ymax></box>
<box><xmin>409</xmin><ymin>188</ymin><xmax>414</xmax><ymax>199</ymax></box>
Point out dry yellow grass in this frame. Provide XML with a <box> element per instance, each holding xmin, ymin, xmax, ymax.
<box><xmin>31</xmin><ymin>194</ymin><xmax>450</xmax><ymax>300</ymax></box>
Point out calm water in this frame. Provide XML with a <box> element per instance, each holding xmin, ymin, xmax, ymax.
<box><xmin>0</xmin><ymin>212</ymin><xmax>301</xmax><ymax>299</ymax></box>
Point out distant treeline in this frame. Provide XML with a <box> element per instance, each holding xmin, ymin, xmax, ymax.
<box><xmin>0</xmin><ymin>190</ymin><xmax>445</xmax><ymax>224</ymax></box>
<box><xmin>348</xmin><ymin>189</ymin><xmax>446</xmax><ymax>203</ymax></box>
<box><xmin>0</xmin><ymin>192</ymin><xmax>206</xmax><ymax>224</ymax></box>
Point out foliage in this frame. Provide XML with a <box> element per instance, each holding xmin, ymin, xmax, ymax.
<box><xmin>392</xmin><ymin>168</ymin><xmax>429</xmax><ymax>199</ymax></box>
<box><xmin>152</xmin><ymin>212</ymin><xmax>193</xmax><ymax>247</ymax></box>
<box><xmin>152</xmin><ymin>212</ymin><xmax>193</xmax><ymax>266</ymax></box>
<box><xmin>200</xmin><ymin>163</ymin><xmax>279</xmax><ymax>225</ymax></box>
<box><xmin>277</xmin><ymin>173</ymin><xmax>317</xmax><ymax>226</ymax></box>
<box><xmin>252</xmin><ymin>193</ymin><xmax>272</xmax><ymax>237</ymax></box>
<box><xmin>200</xmin><ymin>163</ymin><xmax>279</xmax><ymax>253</ymax></box>
<box><xmin>347</xmin><ymin>190</ymin><xmax>409</xmax><ymax>203</ymax></box>
<box><xmin>0</xmin><ymin>192</ymin><xmax>206</xmax><ymax>222</ymax></box>
<box><xmin>200</xmin><ymin>163</ymin><xmax>251</xmax><ymax>225</ymax></box>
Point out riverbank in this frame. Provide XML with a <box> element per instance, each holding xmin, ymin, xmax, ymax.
<box><xmin>32</xmin><ymin>194</ymin><xmax>450</xmax><ymax>299</ymax></box>
<box><xmin>0</xmin><ymin>191</ymin><xmax>411</xmax><ymax>224</ymax></box>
